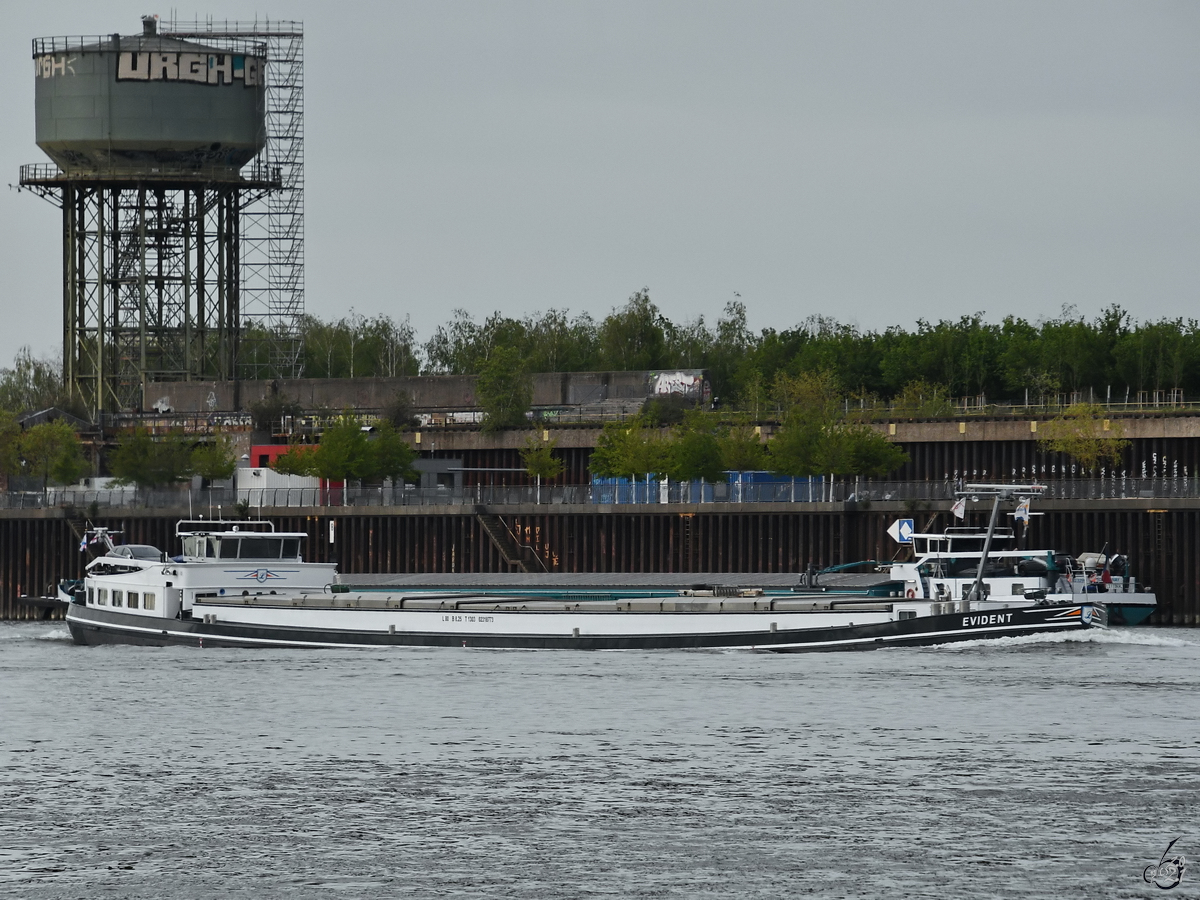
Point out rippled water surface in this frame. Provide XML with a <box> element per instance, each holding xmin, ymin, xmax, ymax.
<box><xmin>1</xmin><ymin>623</ymin><xmax>1197</xmax><ymax>898</ymax></box>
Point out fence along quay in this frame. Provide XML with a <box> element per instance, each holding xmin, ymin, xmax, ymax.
<box><xmin>1</xmin><ymin>496</ymin><xmax>1194</xmax><ymax>626</ymax></box>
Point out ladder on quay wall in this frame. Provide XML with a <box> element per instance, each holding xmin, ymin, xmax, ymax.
<box><xmin>474</xmin><ymin>510</ymin><xmax>550</xmax><ymax>573</ymax></box>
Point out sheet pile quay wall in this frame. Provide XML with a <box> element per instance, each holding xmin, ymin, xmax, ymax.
<box><xmin>386</xmin><ymin>415</ymin><xmax>1200</xmax><ymax>486</ymax></box>
<box><xmin>2</xmin><ymin>501</ymin><xmax>1194</xmax><ymax>626</ymax></box>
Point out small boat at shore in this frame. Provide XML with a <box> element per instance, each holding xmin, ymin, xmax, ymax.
<box><xmin>63</xmin><ymin>485</ymin><xmax>1145</xmax><ymax>651</ymax></box>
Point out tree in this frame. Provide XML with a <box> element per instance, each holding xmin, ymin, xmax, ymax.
<box><xmin>589</xmin><ymin>417</ymin><xmax>670</xmax><ymax>479</ymax></box>
<box><xmin>523</xmin><ymin>309</ymin><xmax>599</xmax><ymax>373</ymax></box>
<box><xmin>0</xmin><ymin>348</ymin><xmax>78</xmax><ymax>416</ymax></box>
<box><xmin>890</xmin><ymin>380</ymin><xmax>954</xmax><ymax>418</ymax></box>
<box><xmin>598</xmin><ymin>289</ymin><xmax>668</xmax><ymax>371</ymax></box>
<box><xmin>1038</xmin><ymin>403</ymin><xmax>1130</xmax><ymax>474</ymax></box>
<box><xmin>520</xmin><ymin>434</ymin><xmax>565</xmax><ymax>481</ymax></box>
<box><xmin>370</xmin><ymin>422</ymin><xmax>420</xmax><ymax>484</ymax></box>
<box><xmin>705</xmin><ymin>300</ymin><xmax>753</xmax><ymax>399</ymax></box>
<box><xmin>19</xmin><ymin>421</ymin><xmax>87</xmax><ymax>492</ymax></box>
<box><xmin>767</xmin><ymin>420</ymin><xmax>824</xmax><ymax>478</ymax></box>
<box><xmin>361</xmin><ymin>314</ymin><xmax>420</xmax><ymax>377</ymax></box>
<box><xmin>270</xmin><ymin>443</ymin><xmax>318</xmax><ymax>477</ymax></box>
<box><xmin>108</xmin><ymin>429</ymin><xmax>194</xmax><ymax>489</ymax></box>
<box><xmin>476</xmin><ymin>346</ymin><xmax>532</xmax><ymax>432</ymax></box>
<box><xmin>772</xmin><ymin>370</ymin><xmax>840</xmax><ymax>425</ymax></box>
<box><xmin>191</xmin><ymin>435</ymin><xmax>237</xmax><ymax>484</ymax></box>
<box><xmin>843</xmin><ymin>426</ymin><xmax>909</xmax><ymax>477</ymax></box>
<box><xmin>520</xmin><ymin>433</ymin><xmax>565</xmax><ymax>503</ymax></box>
<box><xmin>310</xmin><ymin>417</ymin><xmax>373</xmax><ymax>481</ymax></box>
<box><xmin>715</xmin><ymin>425</ymin><xmax>767</xmax><ymax>472</ymax></box>
<box><xmin>640</xmin><ymin>394</ymin><xmax>693</xmax><ymax>426</ymax></box>
<box><xmin>769</xmin><ymin>422</ymin><xmax>908</xmax><ymax>480</ymax></box>
<box><xmin>0</xmin><ymin>410</ymin><xmax>21</xmax><ymax>476</ymax></box>
<box><xmin>666</xmin><ymin>427</ymin><xmax>724</xmax><ymax>482</ymax></box>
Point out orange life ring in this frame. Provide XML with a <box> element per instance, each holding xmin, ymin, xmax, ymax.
<box><xmin>906</xmin><ymin>588</ymin><xmax>916</xmax><ymax>599</ymax></box>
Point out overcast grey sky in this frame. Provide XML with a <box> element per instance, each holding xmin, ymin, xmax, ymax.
<box><xmin>2</xmin><ymin>1</ymin><xmax>1197</xmax><ymax>367</ymax></box>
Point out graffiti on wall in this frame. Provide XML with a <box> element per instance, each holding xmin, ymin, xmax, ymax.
<box><xmin>35</xmin><ymin>55</ymin><xmax>76</xmax><ymax>78</ymax></box>
<box><xmin>34</xmin><ymin>52</ymin><xmax>264</xmax><ymax>86</ymax></box>
<box><xmin>652</xmin><ymin>372</ymin><xmax>702</xmax><ymax>396</ymax></box>
<box><xmin>115</xmin><ymin>52</ymin><xmax>264</xmax><ymax>85</ymax></box>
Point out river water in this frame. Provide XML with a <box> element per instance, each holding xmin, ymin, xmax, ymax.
<box><xmin>0</xmin><ymin>623</ymin><xmax>1196</xmax><ymax>899</ymax></box>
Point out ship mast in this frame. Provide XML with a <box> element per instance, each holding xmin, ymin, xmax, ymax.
<box><xmin>959</xmin><ymin>484</ymin><xmax>1044</xmax><ymax>611</ymax></box>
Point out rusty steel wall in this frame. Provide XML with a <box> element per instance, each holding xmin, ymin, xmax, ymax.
<box><xmin>893</xmin><ymin>437</ymin><xmax>1200</xmax><ymax>481</ymax></box>
<box><xmin>2</xmin><ymin>506</ymin><xmax>1195</xmax><ymax>626</ymax></box>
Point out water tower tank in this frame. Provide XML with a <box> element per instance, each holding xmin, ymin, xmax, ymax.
<box><xmin>33</xmin><ymin>17</ymin><xmax>266</xmax><ymax>174</ymax></box>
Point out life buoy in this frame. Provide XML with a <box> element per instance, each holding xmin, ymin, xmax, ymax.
<box><xmin>906</xmin><ymin>588</ymin><xmax>916</xmax><ymax>599</ymax></box>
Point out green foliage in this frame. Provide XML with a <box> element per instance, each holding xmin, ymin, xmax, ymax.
<box><xmin>767</xmin><ymin>420</ymin><xmax>825</xmax><ymax>477</ymax></box>
<box><xmin>890</xmin><ymin>380</ymin><xmax>955</xmax><ymax>417</ymax></box>
<box><xmin>666</xmin><ymin>426</ymin><xmax>724</xmax><ymax>482</ymax></box>
<box><xmin>0</xmin><ymin>349</ymin><xmax>80</xmax><ymax>417</ymax></box>
<box><xmin>841</xmin><ymin>426</ymin><xmax>910</xmax><ymax>476</ymax></box>
<box><xmin>310</xmin><ymin>418</ymin><xmax>373</xmax><ymax>481</ymax></box>
<box><xmin>589</xmin><ymin>417</ymin><xmax>670</xmax><ymax>478</ymax></box>
<box><xmin>1037</xmin><ymin>403</ymin><xmax>1131</xmax><ymax>473</ymax></box>
<box><xmin>270</xmin><ymin>444</ymin><xmax>318</xmax><ymax>476</ymax></box>
<box><xmin>768</xmin><ymin>422</ymin><xmax>907</xmax><ymax>479</ymax></box>
<box><xmin>370</xmin><ymin>422</ymin><xmax>420</xmax><ymax>484</ymax></box>
<box><xmin>108</xmin><ymin>429</ymin><xmax>194</xmax><ymax>489</ymax></box>
<box><xmin>191</xmin><ymin>435</ymin><xmax>237</xmax><ymax>483</ymax></box>
<box><xmin>0</xmin><ymin>410</ymin><xmax>21</xmax><ymax>475</ymax></box>
<box><xmin>599</xmin><ymin>289</ymin><xmax>668</xmax><ymax>371</ymax></box>
<box><xmin>772</xmin><ymin>370</ymin><xmax>841</xmax><ymax>425</ymax></box>
<box><xmin>282</xmin><ymin>418</ymin><xmax>419</xmax><ymax>484</ymax></box>
<box><xmin>520</xmin><ymin>434</ymin><xmax>565</xmax><ymax>481</ymax></box>
<box><xmin>325</xmin><ymin>294</ymin><xmax>1200</xmax><ymax>413</ymax></box>
<box><xmin>715</xmin><ymin>425</ymin><xmax>767</xmax><ymax>472</ymax></box>
<box><xmin>476</xmin><ymin>347</ymin><xmax>532</xmax><ymax>432</ymax></box>
<box><xmin>19</xmin><ymin>421</ymin><xmax>87</xmax><ymax>489</ymax></box>
<box><xmin>300</xmin><ymin>311</ymin><xmax>420</xmax><ymax>378</ymax></box>
<box><xmin>641</xmin><ymin>394</ymin><xmax>694</xmax><ymax>426</ymax></box>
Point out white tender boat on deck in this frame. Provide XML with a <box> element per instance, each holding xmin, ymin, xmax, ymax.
<box><xmin>65</xmin><ymin>487</ymin><xmax>1122</xmax><ymax>651</ymax></box>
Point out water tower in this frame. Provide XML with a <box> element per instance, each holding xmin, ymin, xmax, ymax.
<box><xmin>20</xmin><ymin>16</ymin><xmax>303</xmax><ymax>417</ymax></box>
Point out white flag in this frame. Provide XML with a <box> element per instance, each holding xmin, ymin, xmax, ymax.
<box><xmin>951</xmin><ymin>498</ymin><xmax>966</xmax><ymax>519</ymax></box>
<box><xmin>1014</xmin><ymin>498</ymin><xmax>1031</xmax><ymax>523</ymax></box>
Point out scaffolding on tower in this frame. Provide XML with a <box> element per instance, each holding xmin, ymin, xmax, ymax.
<box><xmin>163</xmin><ymin>16</ymin><xmax>305</xmax><ymax>381</ymax></box>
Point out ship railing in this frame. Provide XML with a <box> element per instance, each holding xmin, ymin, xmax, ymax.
<box><xmin>19</xmin><ymin>162</ymin><xmax>281</xmax><ymax>187</ymax></box>
<box><xmin>4</xmin><ymin>476</ymin><xmax>1200</xmax><ymax>511</ymax></box>
<box><xmin>32</xmin><ymin>34</ymin><xmax>266</xmax><ymax>56</ymax></box>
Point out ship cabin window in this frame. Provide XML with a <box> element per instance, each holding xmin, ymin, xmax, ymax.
<box><xmin>87</xmin><ymin>587</ymin><xmax>94</xmax><ymax>605</ymax></box>
<box><xmin>98</xmin><ymin>588</ymin><xmax>108</xmax><ymax>605</ymax></box>
<box><xmin>899</xmin><ymin>609</ymin><xmax>917</xmax><ymax>620</ymax></box>
<box><xmin>143</xmin><ymin>592</ymin><xmax>156</xmax><ymax>611</ymax></box>
<box><xmin>181</xmin><ymin>536</ymin><xmax>209</xmax><ymax>558</ymax></box>
<box><xmin>215</xmin><ymin>537</ymin><xmax>302</xmax><ymax>560</ymax></box>
<box><xmin>112</xmin><ymin>590</ymin><xmax>123</xmax><ymax>607</ymax></box>
<box><xmin>109</xmin><ymin>545</ymin><xmax>164</xmax><ymax>561</ymax></box>
<box><xmin>127</xmin><ymin>592</ymin><xmax>139</xmax><ymax>609</ymax></box>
